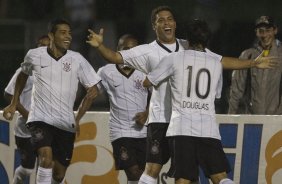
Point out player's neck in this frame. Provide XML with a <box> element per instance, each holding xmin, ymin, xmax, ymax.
<box><xmin>48</xmin><ymin>46</ymin><xmax>67</xmax><ymax>59</ymax></box>
<box><xmin>118</xmin><ymin>66</ymin><xmax>133</xmax><ymax>74</ymax></box>
<box><xmin>157</xmin><ymin>38</ymin><xmax>176</xmax><ymax>44</ymax></box>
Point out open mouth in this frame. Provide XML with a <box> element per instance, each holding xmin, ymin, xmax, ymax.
<box><xmin>164</xmin><ymin>27</ymin><xmax>172</xmax><ymax>34</ymax></box>
<box><xmin>63</xmin><ymin>40</ymin><xmax>71</xmax><ymax>46</ymax></box>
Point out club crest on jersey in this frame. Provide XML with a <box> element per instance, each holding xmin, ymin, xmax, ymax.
<box><xmin>151</xmin><ymin>140</ymin><xmax>160</xmax><ymax>155</ymax></box>
<box><xmin>134</xmin><ymin>79</ymin><xmax>146</xmax><ymax>91</ymax></box>
<box><xmin>63</xmin><ymin>62</ymin><xmax>71</xmax><ymax>72</ymax></box>
<box><xmin>120</xmin><ymin>147</ymin><xmax>129</xmax><ymax>160</ymax></box>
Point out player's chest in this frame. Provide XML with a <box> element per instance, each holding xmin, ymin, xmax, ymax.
<box><xmin>106</xmin><ymin>73</ymin><xmax>146</xmax><ymax>93</ymax></box>
<box><xmin>33</xmin><ymin>57</ymin><xmax>79</xmax><ymax>76</ymax></box>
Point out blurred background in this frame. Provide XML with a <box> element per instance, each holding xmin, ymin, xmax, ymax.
<box><xmin>0</xmin><ymin>0</ymin><xmax>281</xmax><ymax>113</ymax></box>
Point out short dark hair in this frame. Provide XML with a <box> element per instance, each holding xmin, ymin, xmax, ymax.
<box><xmin>151</xmin><ymin>6</ymin><xmax>174</xmax><ymax>25</ymax></box>
<box><xmin>186</xmin><ymin>19</ymin><xmax>211</xmax><ymax>48</ymax></box>
<box><xmin>117</xmin><ymin>34</ymin><xmax>138</xmax><ymax>51</ymax></box>
<box><xmin>48</xmin><ymin>18</ymin><xmax>71</xmax><ymax>33</ymax></box>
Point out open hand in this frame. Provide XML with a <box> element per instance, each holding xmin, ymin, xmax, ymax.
<box><xmin>86</xmin><ymin>28</ymin><xmax>104</xmax><ymax>48</ymax></box>
<box><xmin>255</xmin><ymin>51</ymin><xmax>278</xmax><ymax>69</ymax></box>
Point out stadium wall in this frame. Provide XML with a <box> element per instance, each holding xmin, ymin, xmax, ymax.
<box><xmin>0</xmin><ymin>112</ymin><xmax>282</xmax><ymax>184</ymax></box>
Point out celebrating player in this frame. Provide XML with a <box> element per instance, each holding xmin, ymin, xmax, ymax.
<box><xmin>4</xmin><ymin>35</ymin><xmax>50</xmax><ymax>184</ymax></box>
<box><xmin>97</xmin><ymin>34</ymin><xmax>149</xmax><ymax>184</ymax></box>
<box><xmin>143</xmin><ymin>19</ymin><xmax>235</xmax><ymax>184</ymax></box>
<box><xmin>86</xmin><ymin>5</ymin><xmax>275</xmax><ymax>184</ymax></box>
<box><xmin>3</xmin><ymin>18</ymin><xmax>100</xmax><ymax>184</ymax></box>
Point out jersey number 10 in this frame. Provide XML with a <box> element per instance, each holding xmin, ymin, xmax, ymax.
<box><xmin>186</xmin><ymin>65</ymin><xmax>211</xmax><ymax>99</ymax></box>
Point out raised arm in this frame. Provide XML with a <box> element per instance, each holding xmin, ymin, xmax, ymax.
<box><xmin>86</xmin><ymin>29</ymin><xmax>123</xmax><ymax>64</ymax></box>
<box><xmin>3</xmin><ymin>72</ymin><xmax>28</xmax><ymax>120</ymax></box>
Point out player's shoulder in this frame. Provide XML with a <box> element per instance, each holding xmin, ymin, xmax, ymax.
<box><xmin>27</xmin><ymin>46</ymin><xmax>47</xmax><ymax>55</ymax></box>
<box><xmin>15</xmin><ymin>67</ymin><xmax>22</xmax><ymax>74</ymax></box>
<box><xmin>97</xmin><ymin>64</ymin><xmax>116</xmax><ymax>75</ymax></box>
<box><xmin>177</xmin><ymin>38</ymin><xmax>189</xmax><ymax>49</ymax></box>
<box><xmin>100</xmin><ymin>64</ymin><xmax>116</xmax><ymax>71</ymax></box>
<box><xmin>204</xmin><ymin>48</ymin><xmax>222</xmax><ymax>61</ymax></box>
<box><xmin>66</xmin><ymin>50</ymin><xmax>83</xmax><ymax>58</ymax></box>
<box><xmin>119</xmin><ymin>43</ymin><xmax>152</xmax><ymax>56</ymax></box>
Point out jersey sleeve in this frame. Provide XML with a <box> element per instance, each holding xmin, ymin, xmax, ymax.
<box><xmin>78</xmin><ymin>55</ymin><xmax>101</xmax><ymax>88</ymax></box>
<box><xmin>21</xmin><ymin>50</ymin><xmax>34</xmax><ymax>76</ymax></box>
<box><xmin>5</xmin><ymin>68</ymin><xmax>22</xmax><ymax>95</ymax></box>
<box><xmin>96</xmin><ymin>67</ymin><xmax>106</xmax><ymax>93</ymax></box>
<box><xmin>119</xmin><ymin>44</ymin><xmax>151</xmax><ymax>74</ymax></box>
<box><xmin>147</xmin><ymin>54</ymin><xmax>174</xmax><ymax>86</ymax></box>
<box><xmin>205</xmin><ymin>48</ymin><xmax>223</xmax><ymax>61</ymax></box>
<box><xmin>215</xmin><ymin>71</ymin><xmax>223</xmax><ymax>99</ymax></box>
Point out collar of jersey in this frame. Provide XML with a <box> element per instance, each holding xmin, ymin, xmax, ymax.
<box><xmin>156</xmin><ymin>39</ymin><xmax>179</xmax><ymax>53</ymax></box>
<box><xmin>47</xmin><ymin>47</ymin><xmax>67</xmax><ymax>61</ymax></box>
<box><xmin>116</xmin><ymin>65</ymin><xmax>135</xmax><ymax>78</ymax></box>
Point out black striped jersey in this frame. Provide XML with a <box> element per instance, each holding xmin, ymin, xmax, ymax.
<box><xmin>97</xmin><ymin>64</ymin><xmax>147</xmax><ymax>141</ymax></box>
<box><xmin>148</xmin><ymin>49</ymin><xmax>223</xmax><ymax>139</ymax></box>
<box><xmin>21</xmin><ymin>47</ymin><xmax>101</xmax><ymax>133</ymax></box>
<box><xmin>119</xmin><ymin>39</ymin><xmax>188</xmax><ymax>124</ymax></box>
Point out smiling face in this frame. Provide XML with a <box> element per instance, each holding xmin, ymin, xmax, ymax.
<box><xmin>49</xmin><ymin>23</ymin><xmax>72</xmax><ymax>56</ymax></box>
<box><xmin>255</xmin><ymin>26</ymin><xmax>277</xmax><ymax>49</ymax></box>
<box><xmin>152</xmin><ymin>10</ymin><xmax>176</xmax><ymax>44</ymax></box>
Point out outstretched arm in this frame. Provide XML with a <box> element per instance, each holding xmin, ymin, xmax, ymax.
<box><xmin>86</xmin><ymin>29</ymin><xmax>123</xmax><ymax>64</ymax></box>
<box><xmin>3</xmin><ymin>72</ymin><xmax>28</xmax><ymax>120</ymax></box>
<box><xmin>221</xmin><ymin>53</ymin><xmax>276</xmax><ymax>70</ymax></box>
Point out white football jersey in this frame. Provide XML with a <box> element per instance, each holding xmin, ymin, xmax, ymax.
<box><xmin>119</xmin><ymin>39</ymin><xmax>188</xmax><ymax>124</ymax></box>
<box><xmin>148</xmin><ymin>49</ymin><xmax>223</xmax><ymax>139</ymax></box>
<box><xmin>5</xmin><ymin>68</ymin><xmax>33</xmax><ymax>138</ymax></box>
<box><xmin>98</xmin><ymin>64</ymin><xmax>148</xmax><ymax>141</ymax></box>
<box><xmin>21</xmin><ymin>47</ymin><xmax>101</xmax><ymax>133</ymax></box>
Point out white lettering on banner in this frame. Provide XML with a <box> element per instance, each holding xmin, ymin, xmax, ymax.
<box><xmin>1</xmin><ymin>112</ymin><xmax>282</xmax><ymax>183</ymax></box>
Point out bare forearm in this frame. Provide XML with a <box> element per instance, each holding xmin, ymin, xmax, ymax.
<box><xmin>4</xmin><ymin>92</ymin><xmax>29</xmax><ymax>119</ymax></box>
<box><xmin>75</xmin><ymin>85</ymin><xmax>98</xmax><ymax>122</ymax></box>
<box><xmin>143</xmin><ymin>77</ymin><xmax>153</xmax><ymax>88</ymax></box>
<box><xmin>76</xmin><ymin>96</ymin><xmax>93</xmax><ymax>122</ymax></box>
<box><xmin>221</xmin><ymin>57</ymin><xmax>256</xmax><ymax>70</ymax></box>
<box><xmin>11</xmin><ymin>72</ymin><xmax>28</xmax><ymax>106</ymax></box>
<box><xmin>97</xmin><ymin>44</ymin><xmax>123</xmax><ymax>64</ymax></box>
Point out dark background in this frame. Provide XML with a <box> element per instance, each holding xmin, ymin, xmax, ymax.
<box><xmin>0</xmin><ymin>0</ymin><xmax>281</xmax><ymax>113</ymax></box>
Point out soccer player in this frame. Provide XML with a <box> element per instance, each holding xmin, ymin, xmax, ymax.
<box><xmin>97</xmin><ymin>34</ymin><xmax>149</xmax><ymax>184</ymax></box>
<box><xmin>88</xmin><ymin>6</ymin><xmax>188</xmax><ymax>184</ymax></box>
<box><xmin>86</xmin><ymin>6</ymin><xmax>275</xmax><ymax>184</ymax></box>
<box><xmin>4</xmin><ymin>35</ymin><xmax>50</xmax><ymax>184</ymax></box>
<box><xmin>3</xmin><ymin>18</ymin><xmax>101</xmax><ymax>184</ymax></box>
<box><xmin>143</xmin><ymin>19</ymin><xmax>235</xmax><ymax>184</ymax></box>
